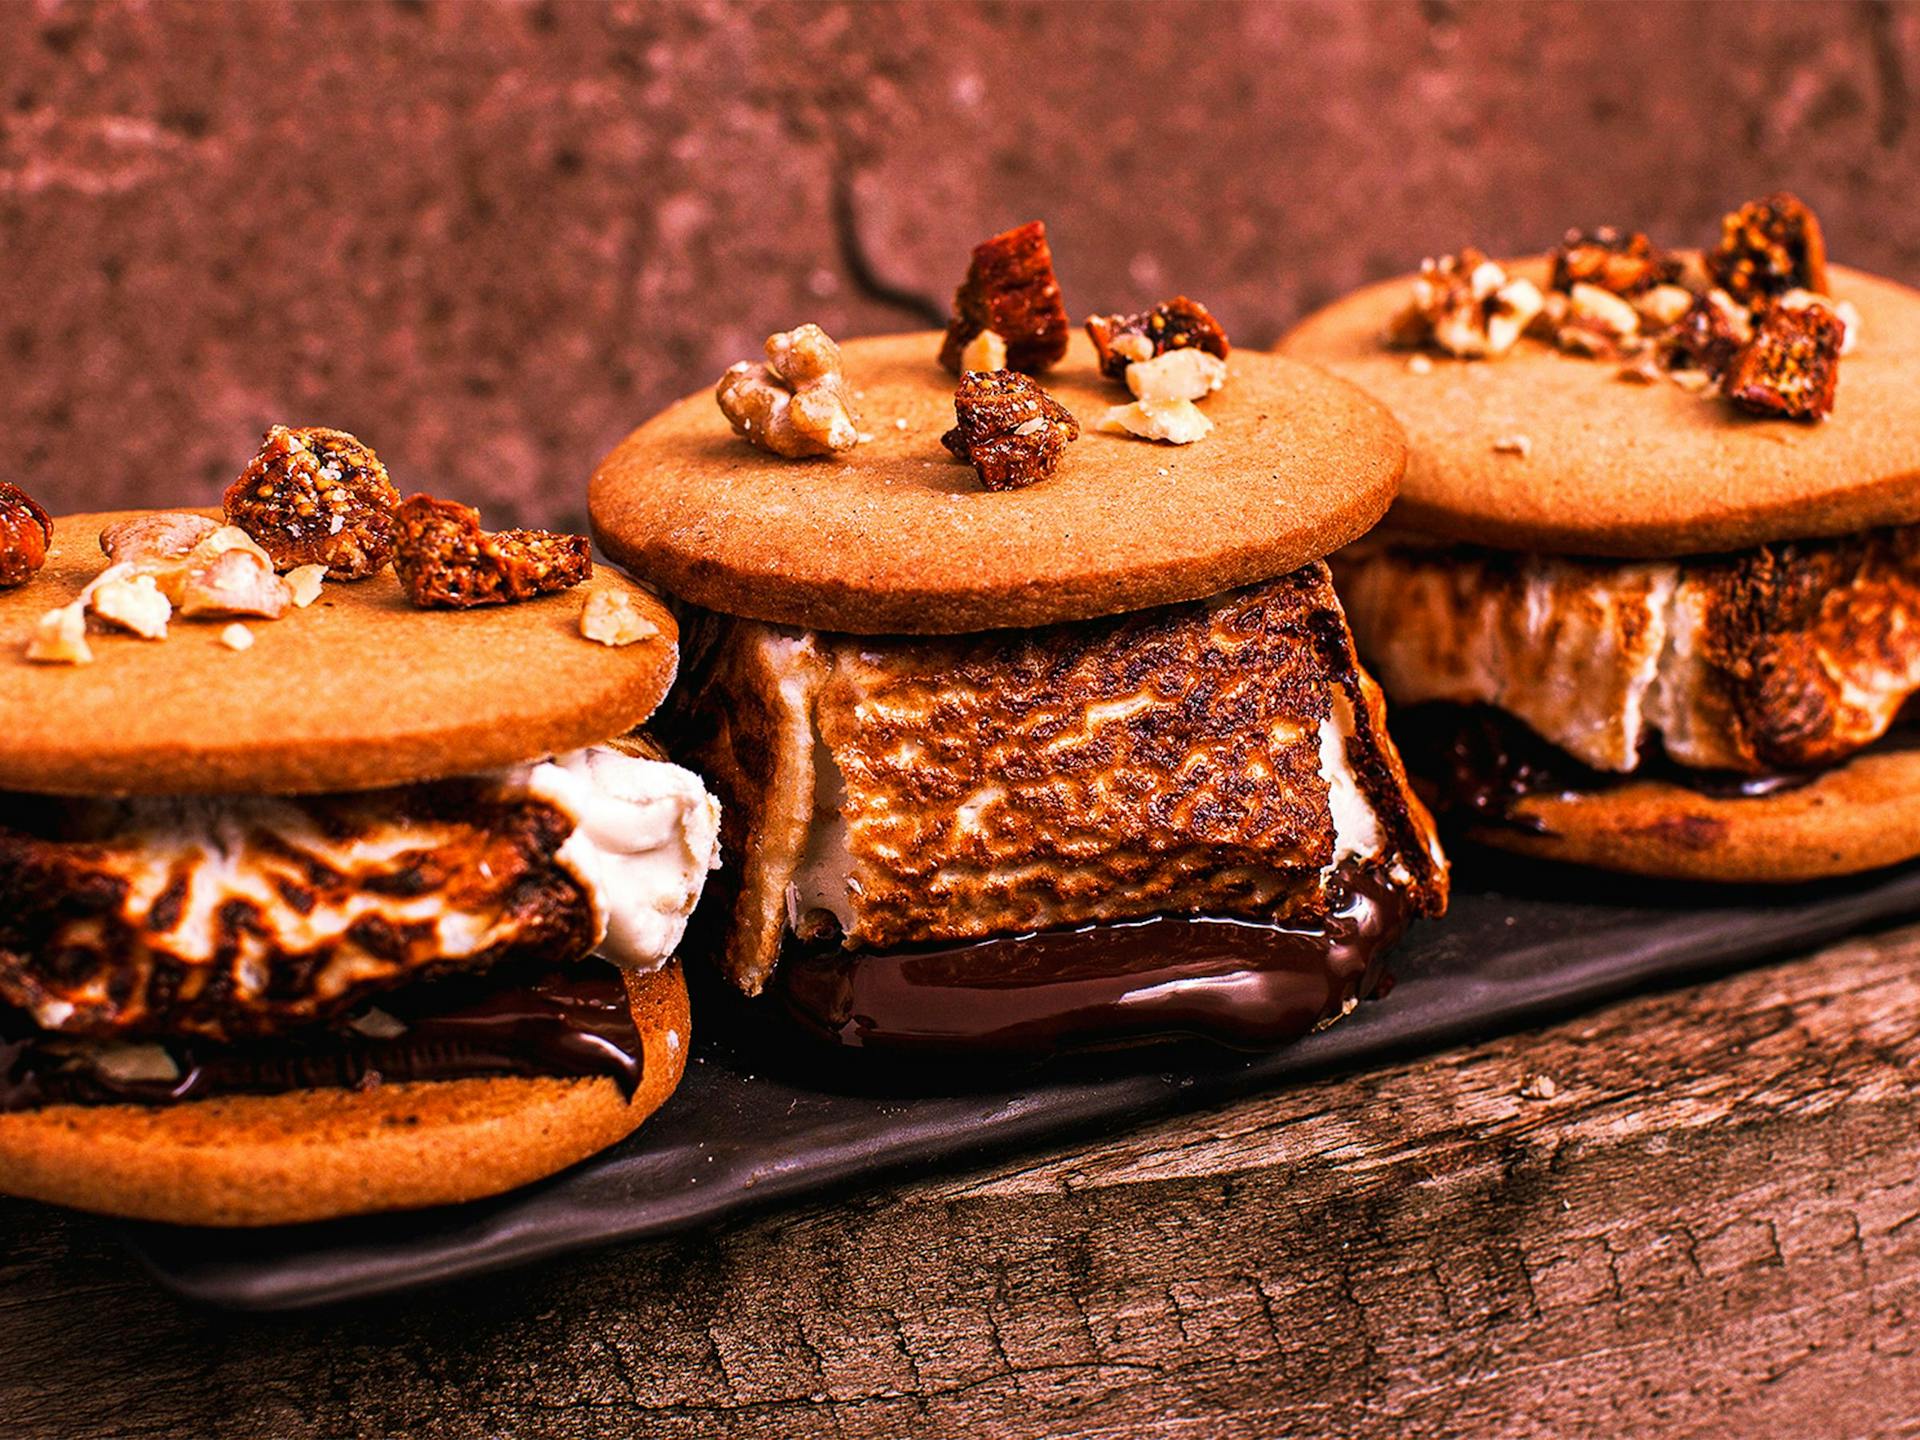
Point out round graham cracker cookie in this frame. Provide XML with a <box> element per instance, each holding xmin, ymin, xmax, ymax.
<box><xmin>0</xmin><ymin>510</ymin><xmax>679</xmax><ymax>797</ymax></box>
<box><xmin>589</xmin><ymin>331</ymin><xmax>1406</xmax><ymax>633</ymax></box>
<box><xmin>1470</xmin><ymin>748</ymin><xmax>1920</xmax><ymax>883</ymax></box>
<box><xmin>1281</xmin><ymin>262</ymin><xmax>1920</xmax><ymax>558</ymax></box>
<box><xmin>0</xmin><ymin>961</ymin><xmax>689</xmax><ymax>1227</ymax></box>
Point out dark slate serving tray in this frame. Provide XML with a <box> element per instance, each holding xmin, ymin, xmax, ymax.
<box><xmin>124</xmin><ymin>849</ymin><xmax>1920</xmax><ymax>1311</ymax></box>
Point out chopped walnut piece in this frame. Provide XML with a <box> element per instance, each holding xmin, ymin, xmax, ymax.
<box><xmin>223</xmin><ymin>426</ymin><xmax>402</xmax><ymax>580</ymax></box>
<box><xmin>938</xmin><ymin>222</ymin><xmax>1071</xmax><ymax>375</ymax></box>
<box><xmin>1549</xmin><ymin>227</ymin><xmax>1676</xmax><ymax>296</ymax></box>
<box><xmin>85</xmin><ymin>565</ymin><xmax>171</xmax><ymax>639</ymax></box>
<box><xmin>580</xmin><ymin>589</ymin><xmax>662</xmax><ymax>647</ymax></box>
<box><xmin>392</xmin><ymin>495</ymin><xmax>592</xmax><ymax>609</ymax></box>
<box><xmin>285</xmin><ymin>563</ymin><xmax>327</xmax><ymax>608</ymax></box>
<box><xmin>1660</xmin><ymin>289</ymin><xmax>1749</xmax><ymax>381</ymax></box>
<box><xmin>1085</xmin><ymin>296</ymin><xmax>1230</xmax><ymax>382</ymax></box>
<box><xmin>716</xmin><ymin>324</ymin><xmax>861</xmax><ymax>458</ymax></box>
<box><xmin>26</xmin><ymin>601</ymin><xmax>91</xmax><ymax>665</ymax></box>
<box><xmin>0</xmin><ymin>482</ymin><xmax>52</xmax><ymax>589</ymax></box>
<box><xmin>100</xmin><ymin>512</ymin><xmax>220</xmax><ymax>568</ymax></box>
<box><xmin>941</xmin><ymin>372</ymin><xmax>1080</xmax><ymax>490</ymax></box>
<box><xmin>1725</xmin><ymin>300</ymin><xmax>1844</xmax><ymax>421</ymax></box>
<box><xmin>1709</xmin><ymin>193</ymin><xmax>1828</xmax><ymax>305</ymax></box>
<box><xmin>174</xmin><ymin>544</ymin><xmax>293</xmax><ymax>619</ymax></box>
<box><xmin>1126</xmin><ymin>348</ymin><xmax>1228</xmax><ymax>404</ymax></box>
<box><xmin>958</xmin><ymin>329</ymin><xmax>1008</xmax><ymax>373</ymax></box>
<box><xmin>1096</xmin><ymin>398</ymin><xmax>1215</xmax><ymax>446</ymax></box>
<box><xmin>1386</xmin><ymin>250</ymin><xmax>1542</xmax><ymax>359</ymax></box>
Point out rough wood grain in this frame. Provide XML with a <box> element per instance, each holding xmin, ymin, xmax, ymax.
<box><xmin>5</xmin><ymin>926</ymin><xmax>1920</xmax><ymax>1438</ymax></box>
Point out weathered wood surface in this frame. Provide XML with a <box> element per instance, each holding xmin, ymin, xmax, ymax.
<box><xmin>4</xmin><ymin>927</ymin><xmax>1920</xmax><ymax>1438</ymax></box>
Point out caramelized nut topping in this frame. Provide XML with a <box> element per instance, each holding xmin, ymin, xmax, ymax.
<box><xmin>1724</xmin><ymin>298</ymin><xmax>1844</xmax><ymax>421</ymax></box>
<box><xmin>1709</xmin><ymin>193</ymin><xmax>1829</xmax><ymax>306</ymax></box>
<box><xmin>1085</xmin><ymin>296</ymin><xmax>1230</xmax><ymax>382</ymax></box>
<box><xmin>223</xmin><ymin>426</ymin><xmax>402</xmax><ymax>580</ymax></box>
<box><xmin>1549</xmin><ymin>227</ymin><xmax>1677</xmax><ymax>296</ymax></box>
<box><xmin>0</xmin><ymin>481</ymin><xmax>52</xmax><ymax>589</ymax></box>
<box><xmin>1660</xmin><ymin>289</ymin><xmax>1749</xmax><ymax>381</ymax></box>
<box><xmin>941</xmin><ymin>371</ymin><xmax>1080</xmax><ymax>491</ymax></box>
<box><xmin>392</xmin><ymin>495</ymin><xmax>592</xmax><ymax>609</ymax></box>
<box><xmin>716</xmin><ymin>323</ymin><xmax>861</xmax><ymax>458</ymax></box>
<box><xmin>938</xmin><ymin>221</ymin><xmax>1071</xmax><ymax>375</ymax></box>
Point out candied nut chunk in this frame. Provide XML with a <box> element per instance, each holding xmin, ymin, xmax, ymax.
<box><xmin>1725</xmin><ymin>299</ymin><xmax>1844</xmax><ymax>421</ymax></box>
<box><xmin>941</xmin><ymin>371</ymin><xmax>1080</xmax><ymax>491</ymax></box>
<box><xmin>1085</xmin><ymin>295</ymin><xmax>1231</xmax><ymax>382</ymax></box>
<box><xmin>937</xmin><ymin>221</ymin><xmax>1071</xmax><ymax>375</ymax></box>
<box><xmin>393</xmin><ymin>494</ymin><xmax>592</xmax><ymax>609</ymax></box>
<box><xmin>1709</xmin><ymin>192</ymin><xmax>1828</xmax><ymax>305</ymax></box>
<box><xmin>1549</xmin><ymin>227</ymin><xmax>1676</xmax><ymax>297</ymax></box>
<box><xmin>1660</xmin><ymin>289</ymin><xmax>1749</xmax><ymax>380</ymax></box>
<box><xmin>1096</xmin><ymin>398</ymin><xmax>1215</xmax><ymax>445</ymax></box>
<box><xmin>0</xmin><ymin>481</ymin><xmax>52</xmax><ymax>589</ymax></box>
<box><xmin>223</xmin><ymin>425</ymin><xmax>402</xmax><ymax>580</ymax></box>
<box><xmin>716</xmin><ymin>324</ymin><xmax>861</xmax><ymax>459</ymax></box>
<box><xmin>1386</xmin><ymin>250</ymin><xmax>1542</xmax><ymax>359</ymax></box>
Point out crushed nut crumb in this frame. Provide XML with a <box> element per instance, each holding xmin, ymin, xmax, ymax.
<box><xmin>579</xmin><ymin>589</ymin><xmax>662</xmax><ymax>647</ymax></box>
<box><xmin>26</xmin><ymin>601</ymin><xmax>91</xmax><ymax>665</ymax></box>
<box><xmin>1126</xmin><ymin>348</ymin><xmax>1228</xmax><ymax>404</ymax></box>
<box><xmin>938</xmin><ymin>221</ymin><xmax>1070</xmax><ymax>375</ymax></box>
<box><xmin>941</xmin><ymin>371</ymin><xmax>1080</xmax><ymax>490</ymax></box>
<box><xmin>85</xmin><ymin>565</ymin><xmax>171</xmax><ymax>639</ymax></box>
<box><xmin>223</xmin><ymin>425</ymin><xmax>402</xmax><ymax>580</ymax></box>
<box><xmin>1520</xmin><ymin>1074</ymin><xmax>1559</xmax><ymax>1101</ymax></box>
<box><xmin>1096</xmin><ymin>398</ymin><xmax>1215</xmax><ymax>446</ymax></box>
<box><xmin>219</xmin><ymin>622</ymin><xmax>255</xmax><ymax>652</ymax></box>
<box><xmin>716</xmin><ymin>323</ymin><xmax>861</xmax><ymax>458</ymax></box>
<box><xmin>958</xmin><ymin>328</ymin><xmax>1008</xmax><ymax>373</ymax></box>
<box><xmin>1406</xmin><ymin>353</ymin><xmax>1434</xmax><ymax>375</ymax></box>
<box><xmin>285</xmin><ymin>563</ymin><xmax>327</xmax><ymax>608</ymax></box>
<box><xmin>392</xmin><ymin>495</ymin><xmax>592</xmax><ymax>609</ymax></box>
<box><xmin>1492</xmin><ymin>433</ymin><xmax>1533</xmax><ymax>457</ymax></box>
<box><xmin>1386</xmin><ymin>250</ymin><xmax>1542</xmax><ymax>359</ymax></box>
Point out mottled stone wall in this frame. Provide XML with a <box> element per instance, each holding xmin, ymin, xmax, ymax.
<box><xmin>3</xmin><ymin>0</ymin><xmax>1917</xmax><ymax>527</ymax></box>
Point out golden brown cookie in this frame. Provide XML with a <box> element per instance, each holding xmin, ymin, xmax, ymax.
<box><xmin>1470</xmin><ymin>749</ymin><xmax>1920</xmax><ymax>883</ymax></box>
<box><xmin>1282</xmin><ymin>262</ymin><xmax>1920</xmax><ymax>557</ymax></box>
<box><xmin>0</xmin><ymin>511</ymin><xmax>679</xmax><ymax>796</ymax></box>
<box><xmin>0</xmin><ymin>962</ymin><xmax>689</xmax><ymax>1226</ymax></box>
<box><xmin>590</xmin><ymin>331</ymin><xmax>1406</xmax><ymax>633</ymax></box>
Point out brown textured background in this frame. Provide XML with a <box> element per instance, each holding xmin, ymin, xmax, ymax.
<box><xmin>3</xmin><ymin>0</ymin><xmax>1919</xmax><ymax>533</ymax></box>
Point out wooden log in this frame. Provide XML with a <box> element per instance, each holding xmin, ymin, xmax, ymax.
<box><xmin>4</xmin><ymin>925</ymin><xmax>1920</xmax><ymax>1436</ymax></box>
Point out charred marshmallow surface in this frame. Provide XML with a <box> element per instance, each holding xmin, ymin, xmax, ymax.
<box><xmin>0</xmin><ymin>747</ymin><xmax>720</xmax><ymax>1042</ymax></box>
<box><xmin>1337</xmin><ymin>528</ymin><xmax>1920</xmax><ymax>776</ymax></box>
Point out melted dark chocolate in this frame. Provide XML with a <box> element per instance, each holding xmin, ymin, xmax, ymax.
<box><xmin>775</xmin><ymin>867</ymin><xmax>1412</xmax><ymax>1056</ymax></box>
<box><xmin>0</xmin><ymin>965</ymin><xmax>644</xmax><ymax>1112</ymax></box>
<box><xmin>1395</xmin><ymin>702</ymin><xmax>1842</xmax><ymax>831</ymax></box>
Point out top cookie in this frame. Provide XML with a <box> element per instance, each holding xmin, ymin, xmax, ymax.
<box><xmin>0</xmin><ymin>511</ymin><xmax>679</xmax><ymax>796</ymax></box>
<box><xmin>1281</xmin><ymin>262</ymin><xmax>1920</xmax><ymax>557</ymax></box>
<box><xmin>589</xmin><ymin>331</ymin><xmax>1406</xmax><ymax>634</ymax></box>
